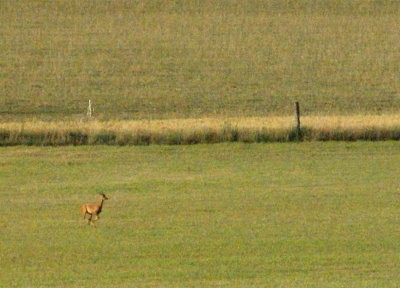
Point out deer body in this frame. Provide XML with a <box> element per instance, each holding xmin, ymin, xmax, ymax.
<box><xmin>81</xmin><ymin>193</ymin><xmax>109</xmax><ymax>225</ymax></box>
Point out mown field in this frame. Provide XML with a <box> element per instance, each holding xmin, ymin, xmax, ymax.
<box><xmin>1</xmin><ymin>0</ymin><xmax>399</xmax><ymax>120</ymax></box>
<box><xmin>1</xmin><ymin>143</ymin><xmax>399</xmax><ymax>287</ymax></box>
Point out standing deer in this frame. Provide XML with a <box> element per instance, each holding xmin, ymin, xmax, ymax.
<box><xmin>81</xmin><ymin>193</ymin><xmax>109</xmax><ymax>226</ymax></box>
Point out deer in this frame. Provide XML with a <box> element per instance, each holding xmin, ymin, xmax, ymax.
<box><xmin>81</xmin><ymin>193</ymin><xmax>109</xmax><ymax>226</ymax></box>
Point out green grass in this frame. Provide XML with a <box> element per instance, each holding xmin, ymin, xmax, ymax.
<box><xmin>1</xmin><ymin>143</ymin><xmax>399</xmax><ymax>287</ymax></box>
<box><xmin>1</xmin><ymin>0</ymin><xmax>399</xmax><ymax>120</ymax></box>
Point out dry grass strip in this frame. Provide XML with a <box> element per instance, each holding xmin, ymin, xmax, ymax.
<box><xmin>1</xmin><ymin>114</ymin><xmax>400</xmax><ymax>145</ymax></box>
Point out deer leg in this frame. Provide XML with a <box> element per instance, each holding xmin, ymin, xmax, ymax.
<box><xmin>87</xmin><ymin>214</ymin><xmax>92</xmax><ymax>225</ymax></box>
<box><xmin>90</xmin><ymin>219</ymin><xmax>96</xmax><ymax>227</ymax></box>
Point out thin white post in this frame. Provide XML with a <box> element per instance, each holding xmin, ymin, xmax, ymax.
<box><xmin>87</xmin><ymin>100</ymin><xmax>93</xmax><ymax>118</ymax></box>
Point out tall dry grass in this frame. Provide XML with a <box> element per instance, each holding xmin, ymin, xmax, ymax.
<box><xmin>1</xmin><ymin>115</ymin><xmax>399</xmax><ymax>146</ymax></box>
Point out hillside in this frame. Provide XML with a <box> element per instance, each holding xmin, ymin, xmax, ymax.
<box><xmin>1</xmin><ymin>0</ymin><xmax>399</xmax><ymax>120</ymax></box>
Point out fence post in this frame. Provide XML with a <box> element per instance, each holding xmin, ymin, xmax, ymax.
<box><xmin>87</xmin><ymin>100</ymin><xmax>93</xmax><ymax>118</ymax></box>
<box><xmin>295</xmin><ymin>101</ymin><xmax>301</xmax><ymax>140</ymax></box>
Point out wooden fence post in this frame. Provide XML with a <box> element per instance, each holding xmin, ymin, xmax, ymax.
<box><xmin>295</xmin><ymin>101</ymin><xmax>301</xmax><ymax>140</ymax></box>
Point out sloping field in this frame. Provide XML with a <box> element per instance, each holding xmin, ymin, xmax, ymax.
<box><xmin>1</xmin><ymin>0</ymin><xmax>399</xmax><ymax>119</ymax></box>
<box><xmin>1</xmin><ymin>143</ymin><xmax>399</xmax><ymax>287</ymax></box>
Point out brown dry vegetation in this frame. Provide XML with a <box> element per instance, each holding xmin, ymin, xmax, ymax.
<box><xmin>1</xmin><ymin>0</ymin><xmax>399</xmax><ymax>144</ymax></box>
<box><xmin>1</xmin><ymin>0</ymin><xmax>399</xmax><ymax>120</ymax></box>
<box><xmin>1</xmin><ymin>114</ymin><xmax>400</xmax><ymax>145</ymax></box>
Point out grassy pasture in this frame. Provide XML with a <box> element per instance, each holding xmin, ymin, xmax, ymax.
<box><xmin>1</xmin><ymin>143</ymin><xmax>399</xmax><ymax>287</ymax></box>
<box><xmin>1</xmin><ymin>0</ymin><xmax>399</xmax><ymax>120</ymax></box>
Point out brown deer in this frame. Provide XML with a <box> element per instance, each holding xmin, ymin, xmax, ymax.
<box><xmin>81</xmin><ymin>193</ymin><xmax>109</xmax><ymax>226</ymax></box>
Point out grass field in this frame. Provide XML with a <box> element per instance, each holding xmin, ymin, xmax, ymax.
<box><xmin>1</xmin><ymin>0</ymin><xmax>399</xmax><ymax>119</ymax></box>
<box><xmin>1</xmin><ymin>143</ymin><xmax>399</xmax><ymax>287</ymax></box>
<box><xmin>1</xmin><ymin>1</ymin><xmax>399</xmax><ymax>287</ymax></box>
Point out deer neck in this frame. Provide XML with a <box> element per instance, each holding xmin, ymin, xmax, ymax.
<box><xmin>98</xmin><ymin>198</ymin><xmax>105</xmax><ymax>212</ymax></box>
